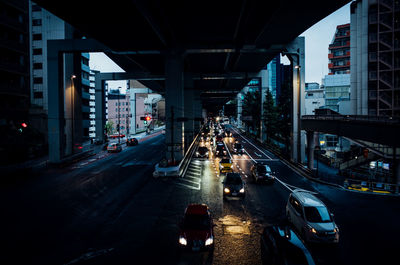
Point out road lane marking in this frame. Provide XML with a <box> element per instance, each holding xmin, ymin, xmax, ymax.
<box><xmin>231</xmin><ymin>127</ymin><xmax>272</xmax><ymax>159</ymax></box>
<box><xmin>254</xmin><ymin>152</ymin><xmax>262</xmax><ymax>157</ymax></box>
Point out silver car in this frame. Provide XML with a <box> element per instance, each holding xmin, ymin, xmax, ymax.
<box><xmin>286</xmin><ymin>189</ymin><xmax>339</xmax><ymax>243</ymax></box>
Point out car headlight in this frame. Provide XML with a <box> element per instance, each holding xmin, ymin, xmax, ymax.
<box><xmin>239</xmin><ymin>187</ymin><xmax>245</xmax><ymax>193</ymax></box>
<box><xmin>230</xmin><ymin>165</ymin><xmax>233</xmax><ymax>168</ymax></box>
<box><xmin>234</xmin><ymin>149</ymin><xmax>237</xmax><ymax>152</ymax></box>
<box><xmin>196</xmin><ymin>152</ymin><xmax>199</xmax><ymax>155</ymax></box>
<box><xmin>179</xmin><ymin>236</ymin><xmax>187</xmax><ymax>246</ymax></box>
<box><xmin>205</xmin><ymin>236</ymin><xmax>214</xmax><ymax>246</ymax></box>
<box><xmin>309</xmin><ymin>227</ymin><xmax>317</xmax><ymax>234</ymax></box>
<box><xmin>205</xmin><ymin>152</ymin><xmax>209</xmax><ymax>155</ymax></box>
<box><xmin>333</xmin><ymin>226</ymin><xmax>339</xmax><ymax>233</ymax></box>
<box><xmin>224</xmin><ymin>188</ymin><xmax>230</xmax><ymax>193</ymax></box>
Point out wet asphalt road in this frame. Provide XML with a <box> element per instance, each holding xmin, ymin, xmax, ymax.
<box><xmin>1</xmin><ymin>126</ymin><xmax>399</xmax><ymax>265</ymax></box>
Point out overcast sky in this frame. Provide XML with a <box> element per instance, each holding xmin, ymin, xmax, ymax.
<box><xmin>89</xmin><ymin>2</ymin><xmax>351</xmax><ymax>90</ymax></box>
<box><xmin>299</xmin><ymin>2</ymin><xmax>351</xmax><ymax>84</ymax></box>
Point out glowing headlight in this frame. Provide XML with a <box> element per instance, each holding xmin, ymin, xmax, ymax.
<box><xmin>239</xmin><ymin>187</ymin><xmax>245</xmax><ymax>193</ymax></box>
<box><xmin>224</xmin><ymin>188</ymin><xmax>230</xmax><ymax>193</ymax></box>
<box><xmin>196</xmin><ymin>152</ymin><xmax>199</xmax><ymax>155</ymax></box>
<box><xmin>179</xmin><ymin>236</ymin><xmax>187</xmax><ymax>245</ymax></box>
<box><xmin>310</xmin><ymin>227</ymin><xmax>317</xmax><ymax>234</ymax></box>
<box><xmin>230</xmin><ymin>165</ymin><xmax>233</xmax><ymax>168</ymax></box>
<box><xmin>205</xmin><ymin>236</ymin><xmax>214</xmax><ymax>246</ymax></box>
<box><xmin>333</xmin><ymin>227</ymin><xmax>339</xmax><ymax>233</ymax></box>
<box><xmin>206</xmin><ymin>152</ymin><xmax>209</xmax><ymax>155</ymax></box>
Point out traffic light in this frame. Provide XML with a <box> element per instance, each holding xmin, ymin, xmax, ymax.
<box><xmin>145</xmin><ymin>116</ymin><xmax>151</xmax><ymax>122</ymax></box>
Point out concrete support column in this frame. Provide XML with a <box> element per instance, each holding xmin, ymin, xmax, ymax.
<box><xmin>286</xmin><ymin>37</ymin><xmax>306</xmax><ymax>164</ymax></box>
<box><xmin>95</xmin><ymin>73</ymin><xmax>106</xmax><ymax>143</ymax></box>
<box><xmin>193</xmin><ymin>90</ymin><xmax>202</xmax><ymax>133</ymax></box>
<box><xmin>184</xmin><ymin>76</ymin><xmax>195</xmax><ymax>153</ymax></box>
<box><xmin>47</xmin><ymin>48</ymin><xmax>64</xmax><ymax>163</ymax></box>
<box><xmin>237</xmin><ymin>92</ymin><xmax>242</xmax><ymax>128</ymax></box>
<box><xmin>306</xmin><ymin>131</ymin><xmax>315</xmax><ymax>170</ymax></box>
<box><xmin>165</xmin><ymin>50</ymin><xmax>184</xmax><ymax>163</ymax></box>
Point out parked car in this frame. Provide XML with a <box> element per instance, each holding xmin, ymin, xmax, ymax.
<box><xmin>286</xmin><ymin>189</ymin><xmax>339</xmax><ymax>243</ymax></box>
<box><xmin>219</xmin><ymin>158</ymin><xmax>233</xmax><ymax>174</ymax></box>
<box><xmin>126</xmin><ymin>137</ymin><xmax>138</xmax><ymax>146</ymax></box>
<box><xmin>107</xmin><ymin>143</ymin><xmax>122</xmax><ymax>153</ymax></box>
<box><xmin>223</xmin><ymin>173</ymin><xmax>245</xmax><ymax>199</ymax></box>
<box><xmin>233</xmin><ymin>142</ymin><xmax>244</xmax><ymax>155</ymax></box>
<box><xmin>196</xmin><ymin>146</ymin><xmax>209</xmax><ymax>158</ymax></box>
<box><xmin>178</xmin><ymin>204</ymin><xmax>215</xmax><ymax>252</ymax></box>
<box><xmin>251</xmin><ymin>163</ymin><xmax>275</xmax><ymax>184</ymax></box>
<box><xmin>260</xmin><ymin>224</ymin><xmax>316</xmax><ymax>265</ymax></box>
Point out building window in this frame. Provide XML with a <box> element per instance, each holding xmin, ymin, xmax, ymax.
<box><xmin>33</xmin><ymin>63</ymin><xmax>42</xmax><ymax>69</ymax></box>
<box><xmin>33</xmin><ymin>91</ymin><xmax>43</xmax><ymax>98</ymax></box>
<box><xmin>32</xmin><ymin>19</ymin><xmax>42</xmax><ymax>26</ymax></box>
<box><xmin>33</xmin><ymin>48</ymin><xmax>42</xmax><ymax>55</ymax></box>
<box><xmin>33</xmin><ymin>77</ymin><xmax>43</xmax><ymax>84</ymax></box>
<box><xmin>33</xmin><ymin>34</ymin><xmax>42</xmax><ymax>41</ymax></box>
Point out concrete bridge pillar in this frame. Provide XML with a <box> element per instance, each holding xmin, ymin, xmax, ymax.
<box><xmin>165</xmin><ymin>50</ymin><xmax>184</xmax><ymax>163</ymax></box>
<box><xmin>184</xmin><ymin>75</ymin><xmax>195</xmax><ymax>153</ymax></box>
<box><xmin>193</xmin><ymin>90</ymin><xmax>202</xmax><ymax>133</ymax></box>
<box><xmin>306</xmin><ymin>131</ymin><xmax>315</xmax><ymax>170</ymax></box>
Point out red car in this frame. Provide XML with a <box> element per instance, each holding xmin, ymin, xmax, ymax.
<box><xmin>178</xmin><ymin>204</ymin><xmax>215</xmax><ymax>252</ymax></box>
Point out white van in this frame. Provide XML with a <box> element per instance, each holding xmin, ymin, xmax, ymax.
<box><xmin>286</xmin><ymin>189</ymin><xmax>339</xmax><ymax>243</ymax></box>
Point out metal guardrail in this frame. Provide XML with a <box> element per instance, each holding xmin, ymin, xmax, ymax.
<box><xmin>344</xmin><ymin>178</ymin><xmax>398</xmax><ymax>194</ymax></box>
<box><xmin>153</xmin><ymin>126</ymin><xmax>203</xmax><ymax>178</ymax></box>
<box><xmin>302</xmin><ymin>115</ymin><xmax>400</xmax><ymax>125</ymax></box>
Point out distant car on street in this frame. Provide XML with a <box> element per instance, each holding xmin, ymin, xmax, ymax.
<box><xmin>107</xmin><ymin>143</ymin><xmax>122</xmax><ymax>153</ymax></box>
<box><xmin>251</xmin><ymin>163</ymin><xmax>275</xmax><ymax>184</ymax></box>
<box><xmin>178</xmin><ymin>204</ymin><xmax>215</xmax><ymax>252</ymax></box>
<box><xmin>260</xmin><ymin>224</ymin><xmax>316</xmax><ymax>265</ymax></box>
<box><xmin>233</xmin><ymin>142</ymin><xmax>244</xmax><ymax>155</ymax></box>
<box><xmin>224</xmin><ymin>129</ymin><xmax>232</xmax><ymax>137</ymax></box>
<box><xmin>215</xmin><ymin>143</ymin><xmax>226</xmax><ymax>157</ymax></box>
<box><xmin>196</xmin><ymin>146</ymin><xmax>209</xmax><ymax>158</ymax></box>
<box><xmin>126</xmin><ymin>137</ymin><xmax>138</xmax><ymax>146</ymax></box>
<box><xmin>286</xmin><ymin>190</ymin><xmax>339</xmax><ymax>244</ymax></box>
<box><xmin>223</xmin><ymin>173</ymin><xmax>245</xmax><ymax>199</ymax></box>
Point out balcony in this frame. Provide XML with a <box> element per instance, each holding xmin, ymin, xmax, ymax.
<box><xmin>329</xmin><ymin>41</ymin><xmax>350</xmax><ymax>50</ymax></box>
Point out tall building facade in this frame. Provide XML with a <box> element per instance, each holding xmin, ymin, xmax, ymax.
<box><xmin>324</xmin><ymin>23</ymin><xmax>351</xmax><ymax>112</ymax></box>
<box><xmin>108</xmin><ymin>89</ymin><xmax>130</xmax><ymax>136</ymax></box>
<box><xmin>29</xmin><ymin>1</ymin><xmax>92</xmax><ymax>148</ymax></box>
<box><xmin>0</xmin><ymin>0</ymin><xmax>31</xmax><ymax>163</ymax></box>
<box><xmin>351</xmin><ymin>0</ymin><xmax>400</xmax><ymax>117</ymax></box>
<box><xmin>267</xmin><ymin>55</ymin><xmax>282</xmax><ymax>101</ymax></box>
<box><xmin>305</xmin><ymin>82</ymin><xmax>325</xmax><ymax>115</ymax></box>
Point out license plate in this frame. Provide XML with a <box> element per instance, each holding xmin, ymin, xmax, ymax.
<box><xmin>232</xmin><ymin>192</ymin><xmax>237</xmax><ymax>196</ymax></box>
<box><xmin>192</xmin><ymin>247</ymin><xmax>200</xmax><ymax>251</ymax></box>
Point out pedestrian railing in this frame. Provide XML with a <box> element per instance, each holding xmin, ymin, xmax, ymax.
<box><xmin>344</xmin><ymin>178</ymin><xmax>398</xmax><ymax>194</ymax></box>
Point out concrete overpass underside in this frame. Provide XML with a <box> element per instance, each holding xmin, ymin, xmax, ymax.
<box><xmin>33</xmin><ymin>0</ymin><xmax>350</xmax><ymax>163</ymax></box>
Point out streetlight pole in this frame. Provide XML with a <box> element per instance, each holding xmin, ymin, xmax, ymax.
<box><xmin>71</xmin><ymin>74</ymin><xmax>76</xmax><ymax>154</ymax></box>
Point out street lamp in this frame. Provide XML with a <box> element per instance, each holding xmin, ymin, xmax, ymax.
<box><xmin>71</xmin><ymin>74</ymin><xmax>76</xmax><ymax>154</ymax></box>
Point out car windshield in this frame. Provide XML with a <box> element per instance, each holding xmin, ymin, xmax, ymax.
<box><xmin>221</xmin><ymin>159</ymin><xmax>231</xmax><ymax>164</ymax></box>
<box><xmin>304</xmin><ymin>206</ymin><xmax>331</xmax><ymax>223</ymax></box>
<box><xmin>225</xmin><ymin>174</ymin><xmax>242</xmax><ymax>185</ymax></box>
<box><xmin>198</xmin><ymin>147</ymin><xmax>208</xmax><ymax>153</ymax></box>
<box><xmin>257</xmin><ymin>165</ymin><xmax>271</xmax><ymax>173</ymax></box>
<box><xmin>183</xmin><ymin>214</ymin><xmax>210</xmax><ymax>230</ymax></box>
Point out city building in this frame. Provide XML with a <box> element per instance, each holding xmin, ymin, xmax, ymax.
<box><xmin>108</xmin><ymin>89</ymin><xmax>130</xmax><ymax>136</ymax></box>
<box><xmin>351</xmin><ymin>0</ymin><xmax>400</xmax><ymax>117</ymax></box>
<box><xmin>0</xmin><ymin>0</ymin><xmax>31</xmax><ymax>163</ymax></box>
<box><xmin>29</xmin><ymin>1</ymin><xmax>92</xmax><ymax>154</ymax></box>
<box><xmin>267</xmin><ymin>55</ymin><xmax>283</xmax><ymax>101</ymax></box>
<box><xmin>305</xmin><ymin>82</ymin><xmax>325</xmax><ymax>115</ymax></box>
<box><xmin>324</xmin><ymin>23</ymin><xmax>351</xmax><ymax>113</ymax></box>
